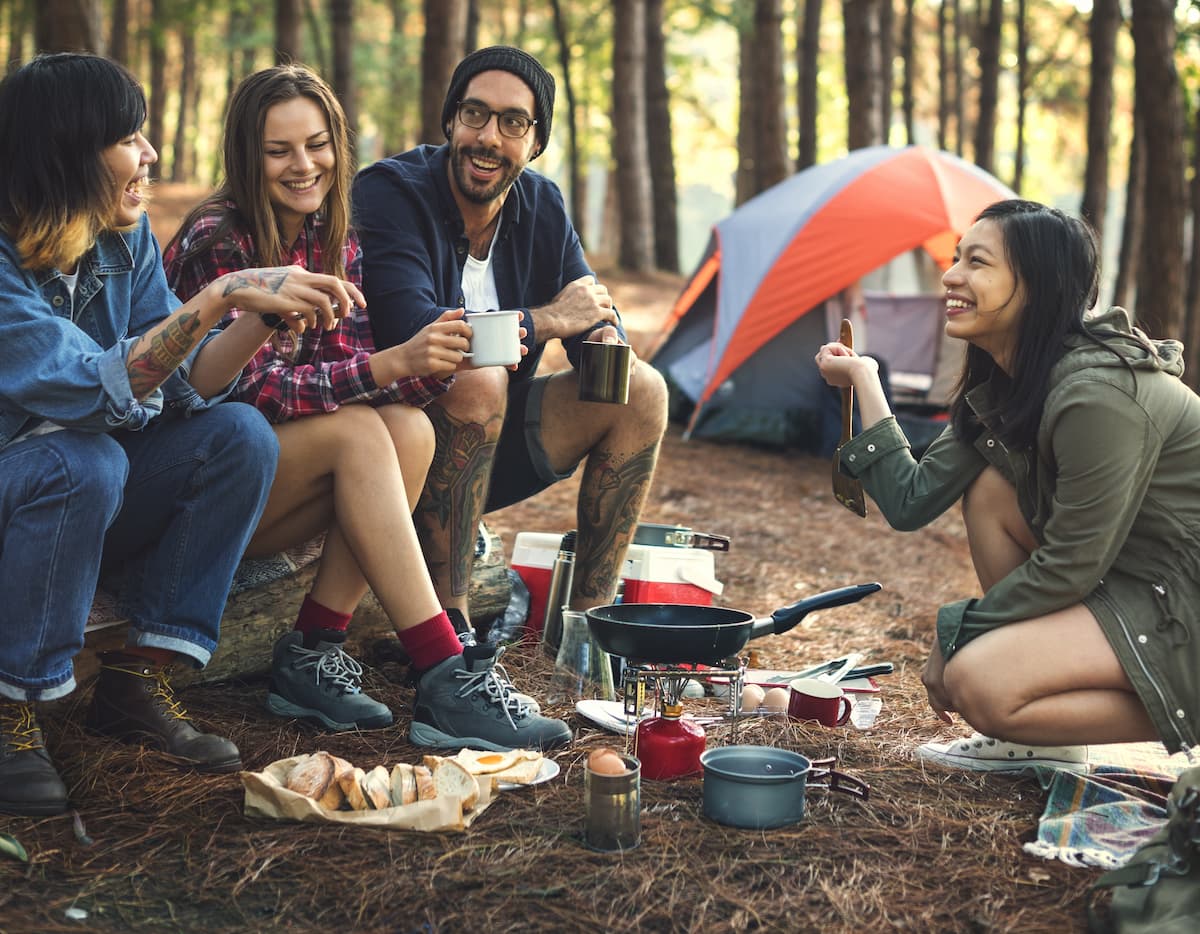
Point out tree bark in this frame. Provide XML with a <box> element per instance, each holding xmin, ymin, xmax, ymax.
<box><xmin>35</xmin><ymin>0</ymin><xmax>98</xmax><ymax>52</ymax></box>
<box><xmin>797</xmin><ymin>0</ymin><xmax>822</xmax><ymax>168</ymax></box>
<box><xmin>170</xmin><ymin>28</ymin><xmax>195</xmax><ymax>182</ymax></box>
<box><xmin>109</xmin><ymin>0</ymin><xmax>128</xmax><ymax>65</ymax></box>
<box><xmin>973</xmin><ymin>0</ymin><xmax>1001</xmax><ymax>173</ymax></box>
<box><xmin>901</xmin><ymin>0</ymin><xmax>915</xmax><ymax>145</ymax></box>
<box><xmin>1112</xmin><ymin>108</ymin><xmax>1143</xmax><ymax>312</ymax></box>
<box><xmin>878</xmin><ymin>0</ymin><xmax>894</xmax><ymax>144</ymax></box>
<box><xmin>843</xmin><ymin>0</ymin><xmax>883</xmax><ymax>150</ymax></box>
<box><xmin>644</xmin><ymin>0</ymin><xmax>678</xmax><ymax>272</ymax></box>
<box><xmin>1012</xmin><ymin>0</ymin><xmax>1027</xmax><ymax>192</ymax></box>
<box><xmin>951</xmin><ymin>0</ymin><xmax>964</xmax><ymax>157</ymax></box>
<box><xmin>421</xmin><ymin>0</ymin><xmax>468</xmax><ymax>144</ymax></box>
<box><xmin>1130</xmin><ymin>0</ymin><xmax>1186</xmax><ymax>340</ymax></box>
<box><xmin>384</xmin><ymin>0</ymin><xmax>411</xmax><ymax>156</ymax></box>
<box><xmin>275</xmin><ymin>0</ymin><xmax>302</xmax><ymax>65</ymax></box>
<box><xmin>147</xmin><ymin>0</ymin><xmax>166</xmax><ymax>178</ymax></box>
<box><xmin>549</xmin><ymin>0</ymin><xmax>585</xmax><ymax>245</ymax></box>
<box><xmin>611</xmin><ymin>0</ymin><xmax>654</xmax><ymax>271</ymax></box>
<box><xmin>753</xmin><ymin>0</ymin><xmax>789</xmax><ymax>185</ymax></box>
<box><xmin>1080</xmin><ymin>0</ymin><xmax>1119</xmax><ymax>244</ymax></box>
<box><xmin>331</xmin><ymin>0</ymin><xmax>357</xmax><ymax>134</ymax></box>
<box><xmin>937</xmin><ymin>0</ymin><xmax>949</xmax><ymax>151</ymax></box>
<box><xmin>1186</xmin><ymin>93</ymin><xmax>1200</xmax><ymax>383</ymax></box>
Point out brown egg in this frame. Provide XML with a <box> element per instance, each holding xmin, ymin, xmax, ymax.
<box><xmin>762</xmin><ymin>686</ymin><xmax>791</xmax><ymax>713</ymax></box>
<box><xmin>740</xmin><ymin>683</ymin><xmax>766</xmax><ymax>712</ymax></box>
<box><xmin>587</xmin><ymin>747</ymin><xmax>628</xmax><ymax>775</ymax></box>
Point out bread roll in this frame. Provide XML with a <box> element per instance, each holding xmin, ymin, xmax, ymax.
<box><xmin>341</xmin><ymin>766</ymin><xmax>369</xmax><ymax>811</ymax></box>
<box><xmin>432</xmin><ymin>758</ymin><xmax>480</xmax><ymax>810</ymax></box>
<box><xmin>414</xmin><ymin>765</ymin><xmax>436</xmax><ymax>801</ymax></box>
<box><xmin>285</xmin><ymin>751</ymin><xmax>335</xmax><ymax>800</ymax></box>
<box><xmin>362</xmin><ymin>765</ymin><xmax>391</xmax><ymax>810</ymax></box>
<box><xmin>317</xmin><ymin>755</ymin><xmax>355</xmax><ymax>810</ymax></box>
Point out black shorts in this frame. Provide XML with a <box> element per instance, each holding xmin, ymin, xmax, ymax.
<box><xmin>485</xmin><ymin>375</ymin><xmax>579</xmax><ymax>513</ymax></box>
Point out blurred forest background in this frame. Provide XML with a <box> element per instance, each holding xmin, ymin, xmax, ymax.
<box><xmin>9</xmin><ymin>0</ymin><xmax>1200</xmax><ymax>384</ymax></box>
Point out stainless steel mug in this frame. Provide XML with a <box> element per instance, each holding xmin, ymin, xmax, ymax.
<box><xmin>578</xmin><ymin>341</ymin><xmax>632</xmax><ymax>404</ymax></box>
<box><xmin>585</xmin><ymin>753</ymin><xmax>641</xmax><ymax>850</ymax></box>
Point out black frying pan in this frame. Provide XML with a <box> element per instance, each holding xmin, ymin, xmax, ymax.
<box><xmin>585</xmin><ymin>582</ymin><xmax>882</xmax><ymax>665</ymax></box>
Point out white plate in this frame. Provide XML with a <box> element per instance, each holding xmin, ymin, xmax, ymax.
<box><xmin>496</xmin><ymin>757</ymin><xmax>560</xmax><ymax>791</ymax></box>
<box><xmin>574</xmin><ymin>699</ymin><xmax>652</xmax><ymax>734</ymax></box>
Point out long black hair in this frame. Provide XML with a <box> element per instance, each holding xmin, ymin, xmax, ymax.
<box><xmin>0</xmin><ymin>53</ymin><xmax>147</xmax><ymax>270</ymax></box>
<box><xmin>949</xmin><ymin>200</ymin><xmax>1101</xmax><ymax>449</ymax></box>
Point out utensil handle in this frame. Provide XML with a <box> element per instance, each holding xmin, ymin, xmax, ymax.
<box><xmin>839</xmin><ymin>319</ymin><xmax>855</xmax><ymax>442</ymax></box>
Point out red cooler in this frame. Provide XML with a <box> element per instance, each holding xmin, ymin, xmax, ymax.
<box><xmin>512</xmin><ymin>532</ymin><xmax>724</xmax><ymax>638</ymax></box>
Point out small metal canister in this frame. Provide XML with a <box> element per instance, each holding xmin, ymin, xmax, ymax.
<box><xmin>585</xmin><ymin>753</ymin><xmax>641</xmax><ymax>851</ymax></box>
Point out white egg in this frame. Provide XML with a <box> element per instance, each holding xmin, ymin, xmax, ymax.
<box><xmin>762</xmin><ymin>686</ymin><xmax>791</xmax><ymax>713</ymax></box>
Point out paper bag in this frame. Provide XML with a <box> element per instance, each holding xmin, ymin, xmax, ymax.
<box><xmin>241</xmin><ymin>754</ymin><xmax>495</xmax><ymax>832</ymax></box>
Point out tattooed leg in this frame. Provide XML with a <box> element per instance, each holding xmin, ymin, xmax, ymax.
<box><xmin>573</xmin><ymin>441</ymin><xmax>661</xmax><ymax>603</ymax></box>
<box><xmin>415</xmin><ymin>404</ymin><xmax>503</xmax><ymax>605</ymax></box>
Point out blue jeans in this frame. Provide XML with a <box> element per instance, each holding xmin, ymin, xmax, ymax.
<box><xmin>0</xmin><ymin>403</ymin><xmax>277</xmax><ymax>701</ymax></box>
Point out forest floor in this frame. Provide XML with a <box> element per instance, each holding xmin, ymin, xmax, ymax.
<box><xmin>0</xmin><ymin>185</ymin><xmax>1171</xmax><ymax>932</ymax></box>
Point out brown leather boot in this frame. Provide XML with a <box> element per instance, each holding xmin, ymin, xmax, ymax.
<box><xmin>84</xmin><ymin>654</ymin><xmax>241</xmax><ymax>773</ymax></box>
<box><xmin>0</xmin><ymin>699</ymin><xmax>69</xmax><ymax>815</ymax></box>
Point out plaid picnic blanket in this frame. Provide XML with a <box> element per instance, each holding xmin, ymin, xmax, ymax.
<box><xmin>1023</xmin><ymin>744</ymin><xmax>1195</xmax><ymax>870</ymax></box>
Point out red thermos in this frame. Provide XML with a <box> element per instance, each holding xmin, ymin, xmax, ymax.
<box><xmin>636</xmin><ymin>703</ymin><xmax>706</xmax><ymax>780</ymax></box>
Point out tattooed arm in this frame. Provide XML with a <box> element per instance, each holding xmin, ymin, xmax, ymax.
<box><xmin>126</xmin><ymin>264</ymin><xmax>364</xmax><ymax>400</ymax></box>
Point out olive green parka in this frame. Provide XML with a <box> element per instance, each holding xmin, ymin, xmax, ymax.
<box><xmin>839</xmin><ymin>308</ymin><xmax>1200</xmax><ymax>753</ymax></box>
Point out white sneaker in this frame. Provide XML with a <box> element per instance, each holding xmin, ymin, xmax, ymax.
<box><xmin>916</xmin><ymin>732</ymin><xmax>1089</xmax><ymax>773</ymax></box>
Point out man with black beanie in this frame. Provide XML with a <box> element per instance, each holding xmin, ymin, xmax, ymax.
<box><xmin>352</xmin><ymin>47</ymin><xmax>668</xmax><ymax>712</ymax></box>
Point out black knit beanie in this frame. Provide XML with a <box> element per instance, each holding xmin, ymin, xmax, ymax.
<box><xmin>441</xmin><ymin>46</ymin><xmax>555</xmax><ymax>158</ymax></box>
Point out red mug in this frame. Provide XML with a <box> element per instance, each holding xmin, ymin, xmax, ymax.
<box><xmin>787</xmin><ymin>677</ymin><xmax>852</xmax><ymax>727</ymax></box>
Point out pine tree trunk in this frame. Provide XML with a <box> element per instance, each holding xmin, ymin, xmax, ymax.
<box><xmin>275</xmin><ymin>0</ymin><xmax>302</xmax><ymax>64</ymax></box>
<box><xmin>170</xmin><ymin>29</ymin><xmax>195</xmax><ymax>183</ymax></box>
<box><xmin>612</xmin><ymin>0</ymin><xmax>654</xmax><ymax>271</ymax></box>
<box><xmin>644</xmin><ymin>0</ymin><xmax>678</xmax><ymax>272</ymax></box>
<box><xmin>1186</xmin><ymin>95</ymin><xmax>1200</xmax><ymax>388</ymax></box>
<box><xmin>147</xmin><ymin>0</ymin><xmax>166</xmax><ymax>177</ymax></box>
<box><xmin>331</xmin><ymin>0</ymin><xmax>356</xmax><ymax>134</ymax></box>
<box><xmin>973</xmin><ymin>0</ymin><xmax>1001</xmax><ymax>173</ymax></box>
<box><xmin>797</xmin><ymin>0</ymin><xmax>822</xmax><ymax>168</ymax></box>
<box><xmin>1012</xmin><ymin>0</ymin><xmax>1027</xmax><ymax>192</ymax></box>
<box><xmin>843</xmin><ymin>0</ymin><xmax>883</xmax><ymax>150</ymax></box>
<box><xmin>35</xmin><ymin>0</ymin><xmax>98</xmax><ymax>52</ymax></box>
<box><xmin>1112</xmin><ymin>108</ymin><xmax>1144</xmax><ymax>312</ymax></box>
<box><xmin>1130</xmin><ymin>0</ymin><xmax>1186</xmax><ymax>339</ymax></box>
<box><xmin>421</xmin><ymin>0</ymin><xmax>467</xmax><ymax>144</ymax></box>
<box><xmin>549</xmin><ymin>0</ymin><xmax>585</xmax><ymax>246</ymax></box>
<box><xmin>1080</xmin><ymin>0</ymin><xmax>1119</xmax><ymax>242</ymax></box>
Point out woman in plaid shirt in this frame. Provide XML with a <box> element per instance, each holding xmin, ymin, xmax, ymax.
<box><xmin>164</xmin><ymin>67</ymin><xmax>568</xmax><ymax>750</ymax></box>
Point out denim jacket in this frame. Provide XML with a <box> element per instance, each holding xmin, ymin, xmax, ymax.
<box><xmin>0</xmin><ymin>213</ymin><xmax>227</xmax><ymax>451</ymax></box>
<box><xmin>352</xmin><ymin>144</ymin><xmax>625</xmax><ymax>380</ymax></box>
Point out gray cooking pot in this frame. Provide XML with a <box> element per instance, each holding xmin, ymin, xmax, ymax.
<box><xmin>700</xmin><ymin>745</ymin><xmax>869</xmax><ymax>830</ymax></box>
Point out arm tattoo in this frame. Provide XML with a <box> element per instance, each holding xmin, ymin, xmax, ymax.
<box><xmin>575</xmin><ymin>442</ymin><xmax>661</xmax><ymax>601</ymax></box>
<box><xmin>221</xmin><ymin>269</ymin><xmax>289</xmax><ymax>297</ymax></box>
<box><xmin>126</xmin><ymin>310</ymin><xmax>206</xmax><ymax>398</ymax></box>
<box><xmin>415</xmin><ymin>405</ymin><xmax>502</xmax><ymax>597</ymax></box>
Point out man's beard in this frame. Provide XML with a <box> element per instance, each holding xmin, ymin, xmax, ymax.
<box><xmin>450</xmin><ymin>143</ymin><xmax>525</xmax><ymax>205</ymax></box>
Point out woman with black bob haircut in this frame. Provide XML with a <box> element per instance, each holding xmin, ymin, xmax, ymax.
<box><xmin>816</xmin><ymin>198</ymin><xmax>1200</xmax><ymax>771</ymax></box>
<box><xmin>0</xmin><ymin>53</ymin><xmax>364</xmax><ymax>817</ymax></box>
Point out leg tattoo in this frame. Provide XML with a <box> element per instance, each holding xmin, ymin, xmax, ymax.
<box><xmin>416</xmin><ymin>406</ymin><xmax>501</xmax><ymax>597</ymax></box>
<box><xmin>575</xmin><ymin>442</ymin><xmax>660</xmax><ymax>601</ymax></box>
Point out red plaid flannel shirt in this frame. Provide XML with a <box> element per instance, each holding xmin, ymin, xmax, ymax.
<box><xmin>163</xmin><ymin>207</ymin><xmax>449</xmax><ymax>423</ymax></box>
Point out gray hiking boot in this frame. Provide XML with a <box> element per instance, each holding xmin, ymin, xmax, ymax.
<box><xmin>409</xmin><ymin>644</ymin><xmax>572</xmax><ymax>751</ymax></box>
<box><xmin>266</xmin><ymin>630</ymin><xmax>394</xmax><ymax>731</ymax></box>
<box><xmin>456</xmin><ymin>630</ymin><xmax>541</xmax><ymax>714</ymax></box>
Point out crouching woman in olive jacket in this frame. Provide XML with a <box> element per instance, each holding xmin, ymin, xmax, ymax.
<box><xmin>816</xmin><ymin>199</ymin><xmax>1200</xmax><ymax>770</ymax></box>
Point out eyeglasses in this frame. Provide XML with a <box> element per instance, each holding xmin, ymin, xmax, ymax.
<box><xmin>456</xmin><ymin>100</ymin><xmax>537</xmax><ymax>139</ymax></box>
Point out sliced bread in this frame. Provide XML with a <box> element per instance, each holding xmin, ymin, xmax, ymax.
<box><xmin>389</xmin><ymin>763</ymin><xmax>417</xmax><ymax>806</ymax></box>
<box><xmin>285</xmin><ymin>751</ymin><xmax>335</xmax><ymax>800</ymax></box>
<box><xmin>362</xmin><ymin>765</ymin><xmax>392</xmax><ymax>810</ymax></box>
<box><xmin>431</xmin><ymin>758</ymin><xmax>480</xmax><ymax>810</ymax></box>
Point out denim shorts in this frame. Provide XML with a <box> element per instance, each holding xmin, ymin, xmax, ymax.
<box><xmin>485</xmin><ymin>375</ymin><xmax>579</xmax><ymax>512</ymax></box>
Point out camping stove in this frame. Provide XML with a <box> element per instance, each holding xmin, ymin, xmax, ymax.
<box><xmin>621</xmin><ymin>658</ymin><xmax>745</xmax><ymax>753</ymax></box>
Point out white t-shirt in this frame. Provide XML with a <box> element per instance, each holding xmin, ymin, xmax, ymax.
<box><xmin>460</xmin><ymin>224</ymin><xmax>501</xmax><ymax>312</ymax></box>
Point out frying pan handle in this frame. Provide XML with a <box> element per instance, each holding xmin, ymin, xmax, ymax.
<box><xmin>756</xmin><ymin>582</ymin><xmax>882</xmax><ymax>638</ymax></box>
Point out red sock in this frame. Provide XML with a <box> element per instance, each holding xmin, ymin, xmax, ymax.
<box><xmin>398</xmin><ymin>612</ymin><xmax>462</xmax><ymax>671</ymax></box>
<box><xmin>293</xmin><ymin>594</ymin><xmax>353</xmax><ymax>647</ymax></box>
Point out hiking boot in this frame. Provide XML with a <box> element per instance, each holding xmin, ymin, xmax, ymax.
<box><xmin>409</xmin><ymin>644</ymin><xmax>572</xmax><ymax>751</ymax></box>
<box><xmin>266</xmin><ymin>630</ymin><xmax>394</xmax><ymax>731</ymax></box>
<box><xmin>456</xmin><ymin>629</ymin><xmax>541</xmax><ymax>714</ymax></box>
<box><xmin>84</xmin><ymin>654</ymin><xmax>241</xmax><ymax>773</ymax></box>
<box><xmin>916</xmin><ymin>732</ymin><xmax>1089</xmax><ymax>774</ymax></box>
<box><xmin>0</xmin><ymin>700</ymin><xmax>68</xmax><ymax>816</ymax></box>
